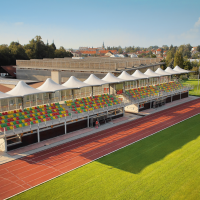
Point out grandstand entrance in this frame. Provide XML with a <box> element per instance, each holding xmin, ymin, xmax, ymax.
<box><xmin>152</xmin><ymin>98</ymin><xmax>166</xmax><ymax>109</ymax></box>
<box><xmin>89</xmin><ymin>109</ymin><xmax>123</xmax><ymax>128</ymax></box>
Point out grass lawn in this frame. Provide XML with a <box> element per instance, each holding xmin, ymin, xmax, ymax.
<box><xmin>183</xmin><ymin>79</ymin><xmax>200</xmax><ymax>96</ymax></box>
<box><xmin>11</xmin><ymin>114</ymin><xmax>200</xmax><ymax>200</ymax></box>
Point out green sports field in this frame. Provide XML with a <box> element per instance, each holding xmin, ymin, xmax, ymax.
<box><xmin>183</xmin><ymin>79</ymin><xmax>200</xmax><ymax>96</ymax></box>
<box><xmin>11</xmin><ymin>114</ymin><xmax>200</xmax><ymax>200</ymax></box>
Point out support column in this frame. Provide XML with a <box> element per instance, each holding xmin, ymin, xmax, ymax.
<box><xmin>87</xmin><ymin>116</ymin><xmax>89</xmax><ymax>127</ymax></box>
<box><xmin>91</xmin><ymin>86</ymin><xmax>93</xmax><ymax>97</ymax></box>
<box><xmin>72</xmin><ymin>90</ymin><xmax>74</xmax><ymax>100</ymax></box>
<box><xmin>65</xmin><ymin>120</ymin><xmax>67</xmax><ymax>134</ymax></box>
<box><xmin>51</xmin><ymin>70</ymin><xmax>61</xmax><ymax>84</ymax></box>
<box><xmin>37</xmin><ymin>126</ymin><xmax>40</xmax><ymax>143</ymax></box>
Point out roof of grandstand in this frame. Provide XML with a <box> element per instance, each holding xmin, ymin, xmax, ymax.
<box><xmin>102</xmin><ymin>72</ymin><xmax>124</xmax><ymax>83</ymax></box>
<box><xmin>155</xmin><ymin>68</ymin><xmax>171</xmax><ymax>75</ymax></box>
<box><xmin>84</xmin><ymin>74</ymin><xmax>108</xmax><ymax>86</ymax></box>
<box><xmin>174</xmin><ymin>65</ymin><xmax>190</xmax><ymax>73</ymax></box>
<box><xmin>165</xmin><ymin>67</ymin><xmax>182</xmax><ymax>74</ymax></box>
<box><xmin>37</xmin><ymin>78</ymin><xmax>69</xmax><ymax>92</ymax></box>
<box><xmin>132</xmin><ymin>70</ymin><xmax>150</xmax><ymax>79</ymax></box>
<box><xmin>7</xmin><ymin>81</ymin><xmax>46</xmax><ymax>96</ymax></box>
<box><xmin>118</xmin><ymin>71</ymin><xmax>142</xmax><ymax>81</ymax></box>
<box><xmin>62</xmin><ymin>76</ymin><xmax>90</xmax><ymax>88</ymax></box>
<box><xmin>144</xmin><ymin>69</ymin><xmax>162</xmax><ymax>77</ymax></box>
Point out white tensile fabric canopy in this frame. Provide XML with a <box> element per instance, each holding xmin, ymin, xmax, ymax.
<box><xmin>165</xmin><ymin>67</ymin><xmax>181</xmax><ymax>74</ymax></box>
<box><xmin>84</xmin><ymin>74</ymin><xmax>109</xmax><ymax>86</ymax></box>
<box><xmin>174</xmin><ymin>65</ymin><xmax>191</xmax><ymax>74</ymax></box>
<box><xmin>102</xmin><ymin>72</ymin><xmax>124</xmax><ymax>83</ymax></box>
<box><xmin>0</xmin><ymin>91</ymin><xmax>13</xmax><ymax>100</ymax></box>
<box><xmin>118</xmin><ymin>71</ymin><xmax>142</xmax><ymax>81</ymax></box>
<box><xmin>37</xmin><ymin>78</ymin><xmax>69</xmax><ymax>92</ymax></box>
<box><xmin>155</xmin><ymin>68</ymin><xmax>171</xmax><ymax>76</ymax></box>
<box><xmin>62</xmin><ymin>76</ymin><xmax>90</xmax><ymax>89</ymax></box>
<box><xmin>144</xmin><ymin>69</ymin><xmax>163</xmax><ymax>77</ymax></box>
<box><xmin>132</xmin><ymin>70</ymin><xmax>150</xmax><ymax>79</ymax></box>
<box><xmin>7</xmin><ymin>81</ymin><xmax>47</xmax><ymax>97</ymax></box>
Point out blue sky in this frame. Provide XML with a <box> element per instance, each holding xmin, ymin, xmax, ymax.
<box><xmin>0</xmin><ymin>0</ymin><xmax>200</xmax><ymax>49</ymax></box>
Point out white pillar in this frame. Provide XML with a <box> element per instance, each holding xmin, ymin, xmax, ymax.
<box><xmin>87</xmin><ymin>116</ymin><xmax>89</xmax><ymax>127</ymax></box>
<box><xmin>37</xmin><ymin>126</ymin><xmax>40</xmax><ymax>143</ymax></box>
<box><xmin>65</xmin><ymin>120</ymin><xmax>67</xmax><ymax>134</ymax></box>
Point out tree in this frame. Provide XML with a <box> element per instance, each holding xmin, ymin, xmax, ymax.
<box><xmin>9</xmin><ymin>42</ymin><xmax>29</xmax><ymax>62</ymax></box>
<box><xmin>0</xmin><ymin>45</ymin><xmax>13</xmax><ymax>65</ymax></box>
<box><xmin>165</xmin><ymin>51</ymin><xmax>173</xmax><ymax>67</ymax></box>
<box><xmin>118</xmin><ymin>48</ymin><xmax>123</xmax><ymax>54</ymax></box>
<box><xmin>151</xmin><ymin>54</ymin><xmax>156</xmax><ymax>58</ymax></box>
<box><xmin>197</xmin><ymin>45</ymin><xmax>200</xmax><ymax>52</ymax></box>
<box><xmin>174</xmin><ymin>51</ymin><xmax>184</xmax><ymax>68</ymax></box>
<box><xmin>54</xmin><ymin>46</ymin><xmax>73</xmax><ymax>58</ymax></box>
<box><xmin>183</xmin><ymin>59</ymin><xmax>192</xmax><ymax>70</ymax></box>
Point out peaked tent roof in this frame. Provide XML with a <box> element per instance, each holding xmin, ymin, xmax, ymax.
<box><xmin>0</xmin><ymin>91</ymin><xmax>13</xmax><ymax>100</ymax></box>
<box><xmin>165</xmin><ymin>67</ymin><xmax>181</xmax><ymax>74</ymax></box>
<box><xmin>118</xmin><ymin>71</ymin><xmax>142</xmax><ymax>81</ymax></box>
<box><xmin>84</xmin><ymin>74</ymin><xmax>109</xmax><ymax>86</ymax></box>
<box><xmin>62</xmin><ymin>76</ymin><xmax>90</xmax><ymax>89</ymax></box>
<box><xmin>132</xmin><ymin>70</ymin><xmax>150</xmax><ymax>79</ymax></box>
<box><xmin>7</xmin><ymin>81</ymin><xmax>47</xmax><ymax>97</ymax></box>
<box><xmin>37</xmin><ymin>78</ymin><xmax>70</xmax><ymax>92</ymax></box>
<box><xmin>102</xmin><ymin>72</ymin><xmax>124</xmax><ymax>83</ymax></box>
<box><xmin>155</xmin><ymin>68</ymin><xmax>171</xmax><ymax>76</ymax></box>
<box><xmin>144</xmin><ymin>69</ymin><xmax>163</xmax><ymax>77</ymax></box>
<box><xmin>174</xmin><ymin>65</ymin><xmax>191</xmax><ymax>73</ymax></box>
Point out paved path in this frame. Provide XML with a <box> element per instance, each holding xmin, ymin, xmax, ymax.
<box><xmin>0</xmin><ymin>98</ymin><xmax>200</xmax><ymax>199</ymax></box>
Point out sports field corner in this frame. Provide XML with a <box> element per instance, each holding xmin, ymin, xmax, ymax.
<box><xmin>9</xmin><ymin>112</ymin><xmax>200</xmax><ymax>200</ymax></box>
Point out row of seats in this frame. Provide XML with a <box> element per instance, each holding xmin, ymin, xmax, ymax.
<box><xmin>0</xmin><ymin>103</ymin><xmax>71</xmax><ymax>131</ymax></box>
<box><xmin>125</xmin><ymin>86</ymin><xmax>159</xmax><ymax>100</ymax></box>
<box><xmin>156</xmin><ymin>82</ymin><xmax>184</xmax><ymax>93</ymax></box>
<box><xmin>65</xmin><ymin>94</ymin><xmax>121</xmax><ymax>113</ymax></box>
<box><xmin>125</xmin><ymin>82</ymin><xmax>184</xmax><ymax>101</ymax></box>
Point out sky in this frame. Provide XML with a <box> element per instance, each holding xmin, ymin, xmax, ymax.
<box><xmin>0</xmin><ymin>0</ymin><xmax>200</xmax><ymax>49</ymax></box>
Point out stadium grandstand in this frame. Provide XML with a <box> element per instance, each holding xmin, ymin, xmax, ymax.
<box><xmin>0</xmin><ymin>65</ymin><xmax>192</xmax><ymax>152</ymax></box>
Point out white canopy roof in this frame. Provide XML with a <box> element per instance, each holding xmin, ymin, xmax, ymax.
<box><xmin>132</xmin><ymin>70</ymin><xmax>150</xmax><ymax>79</ymax></box>
<box><xmin>37</xmin><ymin>78</ymin><xmax>70</xmax><ymax>92</ymax></box>
<box><xmin>62</xmin><ymin>76</ymin><xmax>90</xmax><ymax>89</ymax></box>
<box><xmin>102</xmin><ymin>72</ymin><xmax>124</xmax><ymax>83</ymax></box>
<box><xmin>0</xmin><ymin>91</ymin><xmax>13</xmax><ymax>100</ymax></box>
<box><xmin>165</xmin><ymin>67</ymin><xmax>181</xmax><ymax>75</ymax></box>
<box><xmin>174</xmin><ymin>65</ymin><xmax>191</xmax><ymax>73</ymax></box>
<box><xmin>118</xmin><ymin>71</ymin><xmax>142</xmax><ymax>81</ymax></box>
<box><xmin>144</xmin><ymin>69</ymin><xmax>163</xmax><ymax>77</ymax></box>
<box><xmin>155</xmin><ymin>68</ymin><xmax>171</xmax><ymax>76</ymax></box>
<box><xmin>84</xmin><ymin>74</ymin><xmax>109</xmax><ymax>86</ymax></box>
<box><xmin>7</xmin><ymin>81</ymin><xmax>46</xmax><ymax>97</ymax></box>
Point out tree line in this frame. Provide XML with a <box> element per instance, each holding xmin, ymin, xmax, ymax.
<box><xmin>163</xmin><ymin>44</ymin><xmax>200</xmax><ymax>74</ymax></box>
<box><xmin>0</xmin><ymin>36</ymin><xmax>73</xmax><ymax>66</ymax></box>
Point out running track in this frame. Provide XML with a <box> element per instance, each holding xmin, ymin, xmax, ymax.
<box><xmin>1</xmin><ymin>98</ymin><xmax>200</xmax><ymax>200</ymax></box>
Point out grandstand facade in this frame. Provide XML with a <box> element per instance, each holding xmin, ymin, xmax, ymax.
<box><xmin>0</xmin><ymin>66</ymin><xmax>192</xmax><ymax>152</ymax></box>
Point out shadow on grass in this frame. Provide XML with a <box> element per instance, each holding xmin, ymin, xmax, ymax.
<box><xmin>96</xmin><ymin>114</ymin><xmax>200</xmax><ymax>174</ymax></box>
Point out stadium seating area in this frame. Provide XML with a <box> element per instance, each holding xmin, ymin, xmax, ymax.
<box><xmin>0</xmin><ymin>103</ymin><xmax>71</xmax><ymax>131</ymax></box>
<box><xmin>156</xmin><ymin>82</ymin><xmax>183</xmax><ymax>92</ymax></box>
<box><xmin>125</xmin><ymin>85</ymin><xmax>160</xmax><ymax>100</ymax></box>
<box><xmin>125</xmin><ymin>82</ymin><xmax>184</xmax><ymax>101</ymax></box>
<box><xmin>65</xmin><ymin>94</ymin><xmax>121</xmax><ymax>114</ymax></box>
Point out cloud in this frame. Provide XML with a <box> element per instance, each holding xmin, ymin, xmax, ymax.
<box><xmin>194</xmin><ymin>17</ymin><xmax>200</xmax><ymax>28</ymax></box>
<box><xmin>14</xmin><ymin>22</ymin><xmax>24</xmax><ymax>26</ymax></box>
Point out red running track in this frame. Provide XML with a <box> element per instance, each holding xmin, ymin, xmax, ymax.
<box><xmin>1</xmin><ymin>98</ymin><xmax>200</xmax><ymax>199</ymax></box>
